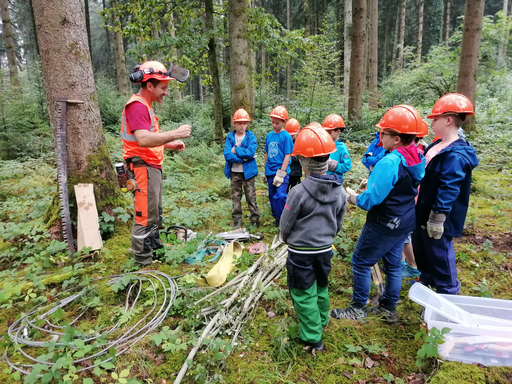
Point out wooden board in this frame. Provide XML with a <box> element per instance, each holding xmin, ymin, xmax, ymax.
<box><xmin>74</xmin><ymin>183</ymin><xmax>103</xmax><ymax>252</ymax></box>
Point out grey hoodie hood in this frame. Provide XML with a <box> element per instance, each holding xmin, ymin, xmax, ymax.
<box><xmin>301</xmin><ymin>174</ymin><xmax>344</xmax><ymax>204</ymax></box>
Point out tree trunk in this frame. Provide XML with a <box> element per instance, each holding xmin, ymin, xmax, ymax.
<box><xmin>205</xmin><ymin>0</ymin><xmax>223</xmax><ymax>139</ymax></box>
<box><xmin>304</xmin><ymin>0</ymin><xmax>311</xmax><ymax>36</ymax></box>
<box><xmin>334</xmin><ymin>0</ymin><xmax>342</xmax><ymax>88</ymax></box>
<box><xmin>261</xmin><ymin>46</ymin><xmax>266</xmax><ymax>87</ymax></box>
<box><xmin>456</xmin><ymin>0</ymin><xmax>485</xmax><ymax>109</ymax></box>
<box><xmin>368</xmin><ymin>0</ymin><xmax>378</xmax><ymax>110</ymax></box>
<box><xmin>0</xmin><ymin>0</ymin><xmax>21</xmax><ymax>93</ymax></box>
<box><xmin>286</xmin><ymin>0</ymin><xmax>291</xmax><ymax>103</ymax></box>
<box><xmin>110</xmin><ymin>0</ymin><xmax>129</xmax><ymax>95</ymax></box>
<box><xmin>101</xmin><ymin>0</ymin><xmax>112</xmax><ymax>70</ymax></box>
<box><xmin>395</xmin><ymin>0</ymin><xmax>406</xmax><ymax>72</ymax></box>
<box><xmin>84</xmin><ymin>0</ymin><xmax>93</xmax><ymax>62</ymax></box>
<box><xmin>497</xmin><ymin>0</ymin><xmax>509</xmax><ymax>68</ymax></box>
<box><xmin>348</xmin><ymin>0</ymin><xmax>367</xmax><ymax>120</ymax></box>
<box><xmin>443</xmin><ymin>0</ymin><xmax>451</xmax><ymax>46</ymax></box>
<box><xmin>228</xmin><ymin>0</ymin><xmax>253</xmax><ymax>117</ymax></box>
<box><xmin>32</xmin><ymin>0</ymin><xmax>123</xmax><ymax>227</ymax></box>
<box><xmin>417</xmin><ymin>0</ymin><xmax>424</xmax><ymax>61</ymax></box>
<box><xmin>391</xmin><ymin>5</ymin><xmax>399</xmax><ymax>72</ymax></box>
<box><xmin>29</xmin><ymin>0</ymin><xmax>40</xmax><ymax>56</ymax></box>
<box><xmin>343</xmin><ymin>0</ymin><xmax>352</xmax><ymax>113</ymax></box>
<box><xmin>383</xmin><ymin>12</ymin><xmax>389</xmax><ymax>77</ymax></box>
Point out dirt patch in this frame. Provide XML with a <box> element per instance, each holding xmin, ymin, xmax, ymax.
<box><xmin>455</xmin><ymin>230</ymin><xmax>512</xmax><ymax>253</ymax></box>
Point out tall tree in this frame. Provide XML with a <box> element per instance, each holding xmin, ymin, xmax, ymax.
<box><xmin>84</xmin><ymin>0</ymin><xmax>93</xmax><ymax>61</ymax></box>
<box><xmin>456</xmin><ymin>0</ymin><xmax>485</xmax><ymax>110</ymax></box>
<box><xmin>343</xmin><ymin>0</ymin><xmax>352</xmax><ymax>112</ymax></box>
<box><xmin>334</xmin><ymin>0</ymin><xmax>343</xmax><ymax>88</ymax></box>
<box><xmin>32</xmin><ymin>0</ymin><xmax>123</xmax><ymax>226</ymax></box>
<box><xmin>417</xmin><ymin>0</ymin><xmax>424</xmax><ymax>61</ymax></box>
<box><xmin>286</xmin><ymin>0</ymin><xmax>291</xmax><ymax>103</ymax></box>
<box><xmin>110</xmin><ymin>0</ymin><xmax>129</xmax><ymax>95</ymax></box>
<box><xmin>443</xmin><ymin>0</ymin><xmax>451</xmax><ymax>45</ymax></box>
<box><xmin>497</xmin><ymin>0</ymin><xmax>510</xmax><ymax>68</ymax></box>
<box><xmin>228</xmin><ymin>0</ymin><xmax>254</xmax><ymax>117</ymax></box>
<box><xmin>0</xmin><ymin>0</ymin><xmax>21</xmax><ymax>92</ymax></box>
<box><xmin>368</xmin><ymin>0</ymin><xmax>378</xmax><ymax>109</ymax></box>
<box><xmin>205</xmin><ymin>0</ymin><xmax>223</xmax><ymax>139</ymax></box>
<box><xmin>395</xmin><ymin>0</ymin><xmax>406</xmax><ymax>71</ymax></box>
<box><xmin>348</xmin><ymin>0</ymin><xmax>367</xmax><ymax>120</ymax></box>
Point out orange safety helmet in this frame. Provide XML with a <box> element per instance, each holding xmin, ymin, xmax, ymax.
<box><xmin>307</xmin><ymin>122</ymin><xmax>323</xmax><ymax>129</ymax></box>
<box><xmin>233</xmin><ymin>108</ymin><xmax>251</xmax><ymax>122</ymax></box>
<box><xmin>292</xmin><ymin>126</ymin><xmax>336</xmax><ymax>157</ymax></box>
<box><xmin>130</xmin><ymin>61</ymin><xmax>174</xmax><ymax>83</ymax></box>
<box><xmin>322</xmin><ymin>114</ymin><xmax>346</xmax><ymax>130</ymax></box>
<box><xmin>269</xmin><ymin>106</ymin><xmax>289</xmax><ymax>121</ymax></box>
<box><xmin>417</xmin><ymin>120</ymin><xmax>429</xmax><ymax>138</ymax></box>
<box><xmin>285</xmin><ymin>118</ymin><xmax>300</xmax><ymax>134</ymax></box>
<box><xmin>427</xmin><ymin>93</ymin><xmax>474</xmax><ymax>119</ymax></box>
<box><xmin>376</xmin><ymin>104</ymin><xmax>423</xmax><ymax>135</ymax></box>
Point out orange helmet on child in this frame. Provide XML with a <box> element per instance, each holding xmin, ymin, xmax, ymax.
<box><xmin>292</xmin><ymin>126</ymin><xmax>336</xmax><ymax>157</ymax></box>
<box><xmin>427</xmin><ymin>93</ymin><xmax>474</xmax><ymax>119</ymax></box>
<box><xmin>417</xmin><ymin>121</ymin><xmax>429</xmax><ymax>138</ymax></box>
<box><xmin>285</xmin><ymin>118</ymin><xmax>300</xmax><ymax>134</ymax></box>
<box><xmin>233</xmin><ymin>108</ymin><xmax>251</xmax><ymax>122</ymax></box>
<box><xmin>376</xmin><ymin>104</ymin><xmax>423</xmax><ymax>135</ymax></box>
<box><xmin>308</xmin><ymin>122</ymin><xmax>322</xmax><ymax>129</ymax></box>
<box><xmin>269</xmin><ymin>106</ymin><xmax>289</xmax><ymax>121</ymax></box>
<box><xmin>322</xmin><ymin>114</ymin><xmax>346</xmax><ymax>130</ymax></box>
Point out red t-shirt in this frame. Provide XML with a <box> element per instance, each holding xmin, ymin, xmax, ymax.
<box><xmin>124</xmin><ymin>101</ymin><xmax>162</xmax><ymax>169</ymax></box>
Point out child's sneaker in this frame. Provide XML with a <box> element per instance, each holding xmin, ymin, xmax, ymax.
<box><xmin>330</xmin><ymin>304</ymin><xmax>368</xmax><ymax>320</ymax></box>
<box><xmin>369</xmin><ymin>305</ymin><xmax>399</xmax><ymax>324</ymax></box>
<box><xmin>402</xmin><ymin>263</ymin><xmax>421</xmax><ymax>278</ymax></box>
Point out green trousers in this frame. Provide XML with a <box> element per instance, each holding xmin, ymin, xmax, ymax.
<box><xmin>290</xmin><ymin>282</ymin><xmax>330</xmax><ymax>345</ymax></box>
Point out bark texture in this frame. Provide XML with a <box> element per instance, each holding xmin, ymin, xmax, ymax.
<box><xmin>443</xmin><ymin>0</ymin><xmax>451</xmax><ymax>45</ymax></box>
<box><xmin>0</xmin><ymin>0</ymin><xmax>21</xmax><ymax>92</ymax></box>
<box><xmin>368</xmin><ymin>0</ymin><xmax>378</xmax><ymax>109</ymax></box>
<box><xmin>286</xmin><ymin>0</ymin><xmax>291</xmax><ymax>103</ymax></box>
<box><xmin>417</xmin><ymin>0</ymin><xmax>424</xmax><ymax>61</ymax></box>
<box><xmin>228</xmin><ymin>0</ymin><xmax>253</xmax><ymax>117</ymax></box>
<box><xmin>111</xmin><ymin>0</ymin><xmax>129</xmax><ymax>95</ymax></box>
<box><xmin>343</xmin><ymin>0</ymin><xmax>352</xmax><ymax>112</ymax></box>
<box><xmin>497</xmin><ymin>0</ymin><xmax>510</xmax><ymax>68</ymax></box>
<box><xmin>348</xmin><ymin>0</ymin><xmax>367</xmax><ymax>120</ymax></box>
<box><xmin>395</xmin><ymin>0</ymin><xmax>406</xmax><ymax>71</ymax></box>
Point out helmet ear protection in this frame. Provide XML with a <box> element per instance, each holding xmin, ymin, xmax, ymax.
<box><xmin>129</xmin><ymin>63</ymin><xmax>190</xmax><ymax>84</ymax></box>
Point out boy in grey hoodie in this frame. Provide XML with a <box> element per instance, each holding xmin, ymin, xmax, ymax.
<box><xmin>279</xmin><ymin>125</ymin><xmax>347</xmax><ymax>354</ymax></box>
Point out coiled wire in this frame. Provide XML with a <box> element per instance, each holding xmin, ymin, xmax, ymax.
<box><xmin>4</xmin><ymin>270</ymin><xmax>178</xmax><ymax>376</ymax></box>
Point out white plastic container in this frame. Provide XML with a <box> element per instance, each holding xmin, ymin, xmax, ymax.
<box><xmin>409</xmin><ymin>283</ymin><xmax>512</xmax><ymax>366</ymax></box>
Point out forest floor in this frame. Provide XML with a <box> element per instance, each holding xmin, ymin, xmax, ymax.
<box><xmin>0</xmin><ymin>127</ymin><xmax>511</xmax><ymax>384</ymax></box>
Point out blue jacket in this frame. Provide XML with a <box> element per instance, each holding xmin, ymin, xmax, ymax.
<box><xmin>289</xmin><ymin>155</ymin><xmax>302</xmax><ymax>177</ymax></box>
<box><xmin>223</xmin><ymin>130</ymin><xmax>258</xmax><ymax>179</ymax></box>
<box><xmin>357</xmin><ymin>146</ymin><xmax>426</xmax><ymax>235</ymax></box>
<box><xmin>416</xmin><ymin>139</ymin><xmax>479</xmax><ymax>237</ymax></box>
<box><xmin>327</xmin><ymin>140</ymin><xmax>351</xmax><ymax>179</ymax></box>
<box><xmin>362</xmin><ymin>132</ymin><xmax>387</xmax><ymax>170</ymax></box>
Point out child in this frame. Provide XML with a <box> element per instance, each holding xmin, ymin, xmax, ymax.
<box><xmin>264</xmin><ymin>106</ymin><xmax>294</xmax><ymax>227</ymax></box>
<box><xmin>279</xmin><ymin>125</ymin><xmax>347</xmax><ymax>354</ymax></box>
<box><xmin>223</xmin><ymin>108</ymin><xmax>260</xmax><ymax>228</ymax></box>
<box><xmin>413</xmin><ymin>93</ymin><xmax>479</xmax><ymax>294</ymax></box>
<box><xmin>322</xmin><ymin>114</ymin><xmax>352</xmax><ymax>183</ymax></box>
<box><xmin>362</xmin><ymin>131</ymin><xmax>388</xmax><ymax>173</ymax></box>
<box><xmin>285</xmin><ymin>118</ymin><xmax>302</xmax><ymax>191</ymax></box>
<box><xmin>331</xmin><ymin>105</ymin><xmax>426</xmax><ymax>323</ymax></box>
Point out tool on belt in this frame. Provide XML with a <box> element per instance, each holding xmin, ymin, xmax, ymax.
<box><xmin>114</xmin><ymin>157</ymin><xmax>145</xmax><ymax>192</ymax></box>
<box><xmin>56</xmin><ymin>98</ymin><xmax>84</xmax><ymax>255</ymax></box>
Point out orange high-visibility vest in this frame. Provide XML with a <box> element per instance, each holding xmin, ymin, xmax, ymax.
<box><xmin>121</xmin><ymin>95</ymin><xmax>164</xmax><ymax>165</ymax></box>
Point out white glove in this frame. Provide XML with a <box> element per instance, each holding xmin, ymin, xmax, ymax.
<box><xmin>427</xmin><ymin>211</ymin><xmax>446</xmax><ymax>239</ymax></box>
<box><xmin>328</xmin><ymin>159</ymin><xmax>338</xmax><ymax>172</ymax></box>
<box><xmin>272</xmin><ymin>170</ymin><xmax>287</xmax><ymax>187</ymax></box>
<box><xmin>346</xmin><ymin>187</ymin><xmax>359</xmax><ymax>205</ymax></box>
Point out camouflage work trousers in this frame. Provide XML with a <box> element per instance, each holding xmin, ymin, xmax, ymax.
<box><xmin>230</xmin><ymin>172</ymin><xmax>260</xmax><ymax>227</ymax></box>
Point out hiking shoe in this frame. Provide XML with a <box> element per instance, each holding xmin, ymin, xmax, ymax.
<box><xmin>331</xmin><ymin>304</ymin><xmax>368</xmax><ymax>320</ymax></box>
<box><xmin>369</xmin><ymin>305</ymin><xmax>399</xmax><ymax>324</ymax></box>
<box><xmin>302</xmin><ymin>342</ymin><xmax>324</xmax><ymax>356</ymax></box>
<box><xmin>402</xmin><ymin>263</ymin><xmax>421</xmax><ymax>279</ymax></box>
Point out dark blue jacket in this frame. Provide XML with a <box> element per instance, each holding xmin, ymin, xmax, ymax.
<box><xmin>223</xmin><ymin>130</ymin><xmax>258</xmax><ymax>179</ymax></box>
<box><xmin>289</xmin><ymin>155</ymin><xmax>302</xmax><ymax>177</ymax></box>
<box><xmin>416</xmin><ymin>139</ymin><xmax>479</xmax><ymax>237</ymax></box>
<box><xmin>362</xmin><ymin>132</ymin><xmax>388</xmax><ymax>171</ymax></box>
<box><xmin>357</xmin><ymin>146</ymin><xmax>426</xmax><ymax>235</ymax></box>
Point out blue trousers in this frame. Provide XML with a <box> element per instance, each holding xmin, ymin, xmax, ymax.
<box><xmin>267</xmin><ymin>174</ymin><xmax>289</xmax><ymax>220</ymax></box>
<box><xmin>352</xmin><ymin>224</ymin><xmax>409</xmax><ymax>309</ymax></box>
<box><xmin>412</xmin><ymin>229</ymin><xmax>459</xmax><ymax>294</ymax></box>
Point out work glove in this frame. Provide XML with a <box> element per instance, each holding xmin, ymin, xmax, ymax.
<box><xmin>427</xmin><ymin>211</ymin><xmax>446</xmax><ymax>239</ymax></box>
<box><xmin>272</xmin><ymin>170</ymin><xmax>287</xmax><ymax>187</ymax></box>
<box><xmin>358</xmin><ymin>178</ymin><xmax>368</xmax><ymax>192</ymax></box>
<box><xmin>327</xmin><ymin>159</ymin><xmax>338</xmax><ymax>172</ymax></box>
<box><xmin>262</xmin><ymin>175</ymin><xmax>267</xmax><ymax>183</ymax></box>
<box><xmin>346</xmin><ymin>187</ymin><xmax>359</xmax><ymax>205</ymax></box>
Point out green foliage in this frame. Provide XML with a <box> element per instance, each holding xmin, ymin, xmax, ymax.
<box><xmin>415</xmin><ymin>327</ymin><xmax>451</xmax><ymax>367</ymax></box>
<box><xmin>96</xmin><ymin>74</ymin><xmax>126</xmax><ymax>133</ymax></box>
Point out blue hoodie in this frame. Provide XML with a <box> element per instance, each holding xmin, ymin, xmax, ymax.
<box><xmin>223</xmin><ymin>130</ymin><xmax>258</xmax><ymax>179</ymax></box>
<box><xmin>357</xmin><ymin>145</ymin><xmax>426</xmax><ymax>235</ymax></box>
<box><xmin>327</xmin><ymin>140</ymin><xmax>351</xmax><ymax>180</ymax></box>
<box><xmin>362</xmin><ymin>132</ymin><xmax>388</xmax><ymax>171</ymax></box>
<box><xmin>416</xmin><ymin>139</ymin><xmax>479</xmax><ymax>238</ymax></box>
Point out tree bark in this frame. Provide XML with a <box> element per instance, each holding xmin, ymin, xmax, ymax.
<box><xmin>228</xmin><ymin>0</ymin><xmax>253</xmax><ymax>117</ymax></box>
<box><xmin>334</xmin><ymin>0</ymin><xmax>342</xmax><ymax>88</ymax></box>
<box><xmin>101</xmin><ymin>0</ymin><xmax>112</xmax><ymax>70</ymax></box>
<box><xmin>348</xmin><ymin>0</ymin><xmax>367</xmax><ymax>120</ymax></box>
<box><xmin>343</xmin><ymin>0</ymin><xmax>352</xmax><ymax>113</ymax></box>
<box><xmin>32</xmin><ymin>0</ymin><xmax>123</xmax><ymax>226</ymax></box>
<box><xmin>84</xmin><ymin>0</ymin><xmax>93</xmax><ymax>62</ymax></box>
<box><xmin>110</xmin><ymin>0</ymin><xmax>129</xmax><ymax>95</ymax></box>
<box><xmin>205</xmin><ymin>0</ymin><xmax>223</xmax><ymax>139</ymax></box>
<box><xmin>391</xmin><ymin>5</ymin><xmax>399</xmax><ymax>72</ymax></box>
<box><xmin>497</xmin><ymin>0</ymin><xmax>509</xmax><ymax>68</ymax></box>
<box><xmin>0</xmin><ymin>0</ymin><xmax>21</xmax><ymax>93</ymax></box>
<box><xmin>456</xmin><ymin>0</ymin><xmax>485</xmax><ymax>108</ymax></box>
<box><xmin>417</xmin><ymin>0</ymin><xmax>424</xmax><ymax>61</ymax></box>
<box><xmin>304</xmin><ymin>0</ymin><xmax>311</xmax><ymax>36</ymax></box>
<box><xmin>368</xmin><ymin>0</ymin><xmax>378</xmax><ymax>110</ymax></box>
<box><xmin>29</xmin><ymin>0</ymin><xmax>40</xmax><ymax>56</ymax></box>
<box><xmin>286</xmin><ymin>0</ymin><xmax>291</xmax><ymax>103</ymax></box>
<box><xmin>443</xmin><ymin>0</ymin><xmax>451</xmax><ymax>46</ymax></box>
<box><xmin>395</xmin><ymin>0</ymin><xmax>406</xmax><ymax>72</ymax></box>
